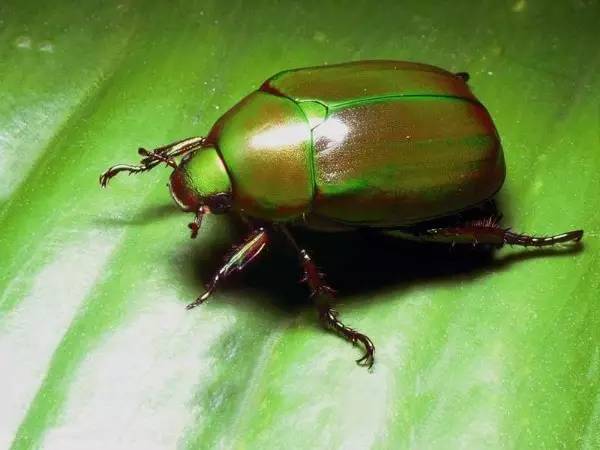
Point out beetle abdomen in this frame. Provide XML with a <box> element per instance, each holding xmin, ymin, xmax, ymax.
<box><xmin>309</xmin><ymin>95</ymin><xmax>504</xmax><ymax>226</ymax></box>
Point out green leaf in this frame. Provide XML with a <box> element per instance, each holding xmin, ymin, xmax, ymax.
<box><xmin>1</xmin><ymin>1</ymin><xmax>598</xmax><ymax>449</ymax></box>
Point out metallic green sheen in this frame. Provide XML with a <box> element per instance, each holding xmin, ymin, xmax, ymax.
<box><xmin>205</xmin><ymin>61</ymin><xmax>504</xmax><ymax>226</ymax></box>
<box><xmin>297</xmin><ymin>101</ymin><xmax>328</xmax><ymax>129</ymax></box>
<box><xmin>2</xmin><ymin>3</ymin><xmax>597</xmax><ymax>449</ymax></box>
<box><xmin>258</xmin><ymin>60</ymin><xmax>503</xmax><ymax>227</ymax></box>
<box><xmin>184</xmin><ymin>147</ymin><xmax>230</xmax><ymax>197</ymax></box>
<box><xmin>262</xmin><ymin>60</ymin><xmax>477</xmax><ymax>108</ymax></box>
<box><xmin>309</xmin><ymin>95</ymin><xmax>504</xmax><ymax>226</ymax></box>
<box><xmin>168</xmin><ymin>146</ymin><xmax>231</xmax><ymax>211</ymax></box>
<box><xmin>210</xmin><ymin>91</ymin><xmax>314</xmax><ymax>220</ymax></box>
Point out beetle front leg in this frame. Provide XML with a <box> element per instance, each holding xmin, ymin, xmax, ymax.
<box><xmin>99</xmin><ymin>163</ymin><xmax>156</xmax><ymax>187</ymax></box>
<box><xmin>99</xmin><ymin>136</ymin><xmax>207</xmax><ymax>187</ymax></box>
<box><xmin>280</xmin><ymin>226</ymin><xmax>375</xmax><ymax>368</ymax></box>
<box><xmin>186</xmin><ymin>228</ymin><xmax>269</xmax><ymax>309</ymax></box>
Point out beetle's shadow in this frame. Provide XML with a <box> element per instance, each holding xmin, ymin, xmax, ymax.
<box><xmin>178</xmin><ymin>213</ymin><xmax>583</xmax><ymax>316</ymax></box>
<box><xmin>95</xmin><ymin>203</ymin><xmax>179</xmax><ymax>227</ymax></box>
<box><xmin>249</xmin><ymin>231</ymin><xmax>581</xmax><ymax>310</ymax></box>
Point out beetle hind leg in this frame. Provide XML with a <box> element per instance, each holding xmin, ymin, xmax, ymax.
<box><xmin>409</xmin><ymin>216</ymin><xmax>583</xmax><ymax>248</ymax></box>
<box><xmin>503</xmin><ymin>229</ymin><xmax>583</xmax><ymax>247</ymax></box>
<box><xmin>280</xmin><ymin>226</ymin><xmax>376</xmax><ymax>368</ymax></box>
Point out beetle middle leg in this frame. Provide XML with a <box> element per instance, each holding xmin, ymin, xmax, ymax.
<box><xmin>280</xmin><ymin>226</ymin><xmax>375</xmax><ymax>368</ymax></box>
<box><xmin>186</xmin><ymin>227</ymin><xmax>269</xmax><ymax>309</ymax></box>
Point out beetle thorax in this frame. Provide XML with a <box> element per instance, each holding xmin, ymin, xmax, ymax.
<box><xmin>168</xmin><ymin>146</ymin><xmax>232</xmax><ymax>213</ymax></box>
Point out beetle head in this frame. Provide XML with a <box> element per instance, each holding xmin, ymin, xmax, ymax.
<box><xmin>169</xmin><ymin>146</ymin><xmax>232</xmax><ymax>228</ymax></box>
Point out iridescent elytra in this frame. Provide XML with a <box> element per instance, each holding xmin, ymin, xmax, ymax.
<box><xmin>100</xmin><ymin>60</ymin><xmax>583</xmax><ymax>368</ymax></box>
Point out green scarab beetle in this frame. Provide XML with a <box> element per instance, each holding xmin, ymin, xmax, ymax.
<box><xmin>100</xmin><ymin>60</ymin><xmax>583</xmax><ymax>368</ymax></box>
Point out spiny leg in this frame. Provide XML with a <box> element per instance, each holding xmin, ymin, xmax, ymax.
<box><xmin>503</xmin><ymin>229</ymin><xmax>583</xmax><ymax>247</ymax></box>
<box><xmin>99</xmin><ymin>136</ymin><xmax>207</xmax><ymax>187</ymax></box>
<box><xmin>408</xmin><ymin>216</ymin><xmax>583</xmax><ymax>247</ymax></box>
<box><xmin>318</xmin><ymin>305</ymin><xmax>375</xmax><ymax>368</ymax></box>
<box><xmin>280</xmin><ymin>226</ymin><xmax>375</xmax><ymax>368</ymax></box>
<box><xmin>186</xmin><ymin>227</ymin><xmax>269</xmax><ymax>310</ymax></box>
<box><xmin>99</xmin><ymin>164</ymin><xmax>155</xmax><ymax>187</ymax></box>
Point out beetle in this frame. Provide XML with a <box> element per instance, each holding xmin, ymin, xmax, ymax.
<box><xmin>100</xmin><ymin>60</ymin><xmax>583</xmax><ymax>368</ymax></box>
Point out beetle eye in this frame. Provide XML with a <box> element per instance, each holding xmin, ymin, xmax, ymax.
<box><xmin>204</xmin><ymin>192</ymin><xmax>232</xmax><ymax>214</ymax></box>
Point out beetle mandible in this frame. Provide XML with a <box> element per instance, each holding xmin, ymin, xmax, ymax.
<box><xmin>100</xmin><ymin>60</ymin><xmax>583</xmax><ymax>368</ymax></box>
